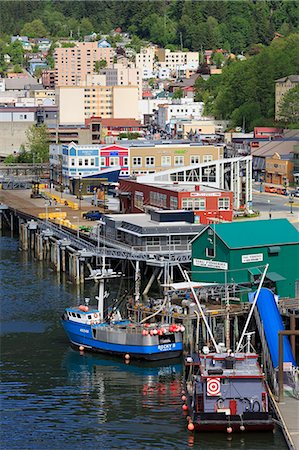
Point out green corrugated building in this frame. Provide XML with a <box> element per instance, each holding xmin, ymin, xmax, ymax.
<box><xmin>191</xmin><ymin>219</ymin><xmax>299</xmax><ymax>298</ymax></box>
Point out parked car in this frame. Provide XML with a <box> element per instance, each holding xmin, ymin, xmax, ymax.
<box><xmin>294</xmin><ymin>188</ymin><xmax>299</xmax><ymax>198</ymax></box>
<box><xmin>82</xmin><ymin>210</ymin><xmax>103</xmax><ymax>221</ymax></box>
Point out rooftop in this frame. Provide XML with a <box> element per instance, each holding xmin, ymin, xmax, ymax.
<box><xmin>275</xmin><ymin>75</ymin><xmax>299</xmax><ymax>83</ymax></box>
<box><xmin>205</xmin><ymin>219</ymin><xmax>299</xmax><ymax>249</ymax></box>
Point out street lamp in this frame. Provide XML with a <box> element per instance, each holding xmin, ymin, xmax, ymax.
<box><xmin>267</xmin><ymin>199</ymin><xmax>272</xmax><ymax>220</ymax></box>
<box><xmin>289</xmin><ymin>194</ymin><xmax>294</xmax><ymax>215</ymax></box>
<box><xmin>55</xmin><ymin>207</ymin><xmax>62</xmax><ymax>229</ymax></box>
<box><xmin>45</xmin><ymin>201</ymin><xmax>49</xmax><ymax>223</ymax></box>
<box><xmin>73</xmin><ymin>216</ymin><xmax>80</xmax><ymax>239</ymax></box>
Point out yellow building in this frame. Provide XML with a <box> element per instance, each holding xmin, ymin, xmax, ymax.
<box><xmin>275</xmin><ymin>75</ymin><xmax>299</xmax><ymax>120</ymax></box>
<box><xmin>174</xmin><ymin>119</ymin><xmax>219</xmax><ymax>137</ymax></box>
<box><xmin>129</xmin><ymin>142</ymin><xmax>224</xmax><ymax>175</ymax></box>
<box><xmin>265</xmin><ymin>152</ymin><xmax>294</xmax><ymax>185</ymax></box>
<box><xmin>57</xmin><ymin>85</ymin><xmax>139</xmax><ymax>125</ymax></box>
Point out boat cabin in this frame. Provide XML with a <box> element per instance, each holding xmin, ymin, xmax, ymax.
<box><xmin>186</xmin><ymin>352</ymin><xmax>268</xmax><ymax>416</ymax></box>
<box><xmin>65</xmin><ymin>307</ymin><xmax>101</xmax><ymax>324</ymax></box>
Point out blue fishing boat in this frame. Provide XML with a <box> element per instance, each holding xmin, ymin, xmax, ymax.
<box><xmin>61</xmin><ymin>268</ymin><xmax>183</xmax><ymax>361</ymax></box>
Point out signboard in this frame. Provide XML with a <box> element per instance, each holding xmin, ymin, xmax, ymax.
<box><xmin>242</xmin><ymin>253</ymin><xmax>263</xmax><ymax>263</ymax></box>
<box><xmin>175</xmin><ymin>149</ymin><xmax>186</xmax><ymax>154</ymax></box>
<box><xmin>190</xmin><ymin>192</ymin><xmax>221</xmax><ymax>197</ymax></box>
<box><xmin>207</xmin><ymin>378</ymin><xmax>220</xmax><ymax>396</ymax></box>
<box><xmin>193</xmin><ymin>258</ymin><xmax>228</xmax><ymax>270</ymax></box>
<box><xmin>109</xmin><ymin>151</ymin><xmax>119</xmax><ymax>156</ymax></box>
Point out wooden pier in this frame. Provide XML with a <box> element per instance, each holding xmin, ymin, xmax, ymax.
<box><xmin>270</xmin><ymin>386</ymin><xmax>299</xmax><ymax>450</ymax></box>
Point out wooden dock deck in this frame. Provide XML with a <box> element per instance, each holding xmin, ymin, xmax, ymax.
<box><xmin>271</xmin><ymin>387</ymin><xmax>299</xmax><ymax>450</ymax></box>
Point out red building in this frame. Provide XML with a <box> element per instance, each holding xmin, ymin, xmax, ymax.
<box><xmin>119</xmin><ymin>180</ymin><xmax>233</xmax><ymax>224</ymax></box>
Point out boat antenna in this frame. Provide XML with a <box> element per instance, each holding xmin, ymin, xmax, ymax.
<box><xmin>236</xmin><ymin>264</ymin><xmax>269</xmax><ymax>353</ymax></box>
<box><xmin>184</xmin><ymin>270</ymin><xmax>220</xmax><ymax>353</ymax></box>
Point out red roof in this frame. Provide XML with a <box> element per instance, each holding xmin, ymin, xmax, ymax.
<box><xmin>101</xmin><ymin>118</ymin><xmax>142</xmax><ymax>127</ymax></box>
<box><xmin>183</xmin><ymin>86</ymin><xmax>194</xmax><ymax>91</ymax></box>
<box><xmin>142</xmin><ymin>91</ymin><xmax>153</xmax><ymax>98</ymax></box>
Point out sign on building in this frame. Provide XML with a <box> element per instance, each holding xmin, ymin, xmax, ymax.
<box><xmin>193</xmin><ymin>258</ymin><xmax>228</xmax><ymax>270</ymax></box>
<box><xmin>242</xmin><ymin>253</ymin><xmax>263</xmax><ymax>263</ymax></box>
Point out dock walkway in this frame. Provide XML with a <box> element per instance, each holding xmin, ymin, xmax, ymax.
<box><xmin>278</xmin><ymin>389</ymin><xmax>299</xmax><ymax>450</ymax></box>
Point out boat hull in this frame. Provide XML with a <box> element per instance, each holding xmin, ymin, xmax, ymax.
<box><xmin>61</xmin><ymin>318</ymin><xmax>183</xmax><ymax>361</ymax></box>
<box><xmin>190</xmin><ymin>412</ymin><xmax>274</xmax><ymax>432</ymax></box>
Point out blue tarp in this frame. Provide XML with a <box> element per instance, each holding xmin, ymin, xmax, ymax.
<box><xmin>254</xmin><ymin>288</ymin><xmax>296</xmax><ymax>368</ymax></box>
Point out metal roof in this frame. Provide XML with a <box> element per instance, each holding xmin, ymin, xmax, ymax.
<box><xmin>195</xmin><ymin>219</ymin><xmax>299</xmax><ymax>249</ymax></box>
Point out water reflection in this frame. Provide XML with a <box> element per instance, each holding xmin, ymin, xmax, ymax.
<box><xmin>0</xmin><ymin>234</ymin><xmax>288</xmax><ymax>450</ymax></box>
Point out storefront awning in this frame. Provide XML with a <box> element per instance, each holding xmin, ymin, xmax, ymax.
<box><xmin>266</xmin><ymin>272</ymin><xmax>285</xmax><ymax>282</ymax></box>
<box><xmin>248</xmin><ymin>268</ymin><xmax>262</xmax><ymax>276</ymax></box>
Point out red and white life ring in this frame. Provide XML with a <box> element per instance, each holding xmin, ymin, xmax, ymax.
<box><xmin>94</xmin><ymin>313</ymin><xmax>98</xmax><ymax>318</ymax></box>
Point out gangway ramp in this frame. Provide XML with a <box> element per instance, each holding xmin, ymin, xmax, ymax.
<box><xmin>256</xmin><ymin>288</ymin><xmax>296</xmax><ymax>368</ymax></box>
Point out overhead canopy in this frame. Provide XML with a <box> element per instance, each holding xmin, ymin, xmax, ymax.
<box><xmin>163</xmin><ymin>281</ymin><xmax>216</xmax><ymax>290</ymax></box>
<box><xmin>266</xmin><ymin>272</ymin><xmax>286</xmax><ymax>282</ymax></box>
<box><xmin>248</xmin><ymin>268</ymin><xmax>262</xmax><ymax>276</ymax></box>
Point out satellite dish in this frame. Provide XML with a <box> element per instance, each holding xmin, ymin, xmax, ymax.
<box><xmin>202</xmin><ymin>346</ymin><xmax>210</xmax><ymax>355</ymax></box>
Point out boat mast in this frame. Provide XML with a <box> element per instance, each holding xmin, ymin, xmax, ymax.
<box><xmin>184</xmin><ymin>270</ymin><xmax>220</xmax><ymax>353</ymax></box>
<box><xmin>236</xmin><ymin>264</ymin><xmax>269</xmax><ymax>353</ymax></box>
<box><xmin>224</xmin><ymin>269</ymin><xmax>230</xmax><ymax>350</ymax></box>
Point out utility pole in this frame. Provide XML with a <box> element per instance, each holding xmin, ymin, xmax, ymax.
<box><xmin>180</xmin><ymin>32</ymin><xmax>183</xmax><ymax>52</ymax></box>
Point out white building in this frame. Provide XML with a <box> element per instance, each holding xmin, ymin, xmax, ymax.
<box><xmin>156</xmin><ymin>98</ymin><xmax>204</xmax><ymax>129</ymax></box>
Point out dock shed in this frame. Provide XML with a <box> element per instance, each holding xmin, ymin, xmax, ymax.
<box><xmin>191</xmin><ymin>219</ymin><xmax>299</xmax><ymax>298</ymax></box>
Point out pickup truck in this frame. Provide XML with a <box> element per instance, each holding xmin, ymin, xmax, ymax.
<box><xmin>82</xmin><ymin>210</ymin><xmax>103</xmax><ymax>221</ymax></box>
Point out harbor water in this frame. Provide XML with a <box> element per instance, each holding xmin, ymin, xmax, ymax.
<box><xmin>1</xmin><ymin>233</ymin><xmax>288</xmax><ymax>449</ymax></box>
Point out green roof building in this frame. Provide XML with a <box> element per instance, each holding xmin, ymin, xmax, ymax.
<box><xmin>191</xmin><ymin>219</ymin><xmax>299</xmax><ymax>299</ymax></box>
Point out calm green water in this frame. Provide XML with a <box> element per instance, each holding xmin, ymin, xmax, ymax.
<box><xmin>0</xmin><ymin>234</ymin><xmax>287</xmax><ymax>449</ymax></box>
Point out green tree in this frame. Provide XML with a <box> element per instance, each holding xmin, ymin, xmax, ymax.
<box><xmin>26</xmin><ymin>124</ymin><xmax>49</xmax><ymax>163</ymax></box>
<box><xmin>80</xmin><ymin>17</ymin><xmax>94</xmax><ymax>37</ymax></box>
<box><xmin>211</xmin><ymin>52</ymin><xmax>225</xmax><ymax>68</ymax></box>
<box><xmin>7</xmin><ymin>41</ymin><xmax>24</xmax><ymax>66</ymax></box>
<box><xmin>20</xmin><ymin>19</ymin><xmax>48</xmax><ymax>38</ymax></box>
<box><xmin>173</xmin><ymin>88</ymin><xmax>184</xmax><ymax>99</ymax></box>
<box><xmin>94</xmin><ymin>59</ymin><xmax>107</xmax><ymax>73</ymax></box>
<box><xmin>279</xmin><ymin>85</ymin><xmax>299</xmax><ymax>124</ymax></box>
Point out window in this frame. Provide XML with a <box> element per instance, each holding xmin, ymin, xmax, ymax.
<box><xmin>134</xmin><ymin>191</ymin><xmax>144</xmax><ymax>210</ymax></box>
<box><xmin>146</xmin><ymin>236</ymin><xmax>160</xmax><ymax>246</ymax></box>
<box><xmin>90</xmin><ymin>158</ymin><xmax>95</xmax><ymax>166</ymax></box>
<box><xmin>78</xmin><ymin>159</ymin><xmax>83</xmax><ymax>166</ymax></box>
<box><xmin>84</xmin><ymin>158</ymin><xmax>89</xmax><ymax>166</ymax></box>
<box><xmin>123</xmin><ymin>156</ymin><xmax>128</xmax><ymax>166</ymax></box>
<box><xmin>194</xmin><ymin>199</ymin><xmax>206</xmax><ymax>210</ymax></box>
<box><xmin>150</xmin><ymin>191</ymin><xmax>167</xmax><ymax>208</ymax></box>
<box><xmin>71</xmin><ymin>158</ymin><xmax>75</xmax><ymax>166</ymax></box>
<box><xmin>145</xmin><ymin>156</ymin><xmax>155</xmax><ymax>166</ymax></box>
<box><xmin>218</xmin><ymin>198</ymin><xmax>230</xmax><ymax>210</ymax></box>
<box><xmin>110</xmin><ymin>156</ymin><xmax>119</xmax><ymax>166</ymax></box>
<box><xmin>190</xmin><ymin>155</ymin><xmax>199</xmax><ymax>165</ymax></box>
<box><xmin>182</xmin><ymin>199</ymin><xmax>193</xmax><ymax>210</ymax></box>
<box><xmin>175</xmin><ymin>156</ymin><xmax>184</xmax><ymax>166</ymax></box>
<box><xmin>100</xmin><ymin>157</ymin><xmax>105</xmax><ymax>166</ymax></box>
<box><xmin>170</xmin><ymin>196</ymin><xmax>178</xmax><ymax>209</ymax></box>
<box><xmin>206</xmin><ymin>247</ymin><xmax>215</xmax><ymax>258</ymax></box>
<box><xmin>133</xmin><ymin>157</ymin><xmax>142</xmax><ymax>166</ymax></box>
<box><xmin>203</xmin><ymin>154</ymin><xmax>212</xmax><ymax>163</ymax></box>
<box><xmin>161</xmin><ymin>156</ymin><xmax>171</xmax><ymax>166</ymax></box>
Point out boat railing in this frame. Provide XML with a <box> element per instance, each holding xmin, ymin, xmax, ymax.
<box><xmin>254</xmin><ymin>307</ymin><xmax>277</xmax><ymax>394</ymax></box>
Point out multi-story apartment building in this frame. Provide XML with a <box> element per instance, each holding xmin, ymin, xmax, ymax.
<box><xmin>42</xmin><ymin>69</ymin><xmax>55</xmax><ymax>89</ymax></box>
<box><xmin>275</xmin><ymin>75</ymin><xmax>299</xmax><ymax>120</ymax></box>
<box><xmin>54</xmin><ymin>41</ymin><xmax>115</xmax><ymax>86</ymax></box>
<box><xmin>57</xmin><ymin>85</ymin><xmax>139</xmax><ymax>124</ymax></box>
<box><xmin>157</xmin><ymin>48</ymin><xmax>199</xmax><ymax>72</ymax></box>
<box><xmin>135</xmin><ymin>47</ymin><xmax>157</xmax><ymax>78</ymax></box>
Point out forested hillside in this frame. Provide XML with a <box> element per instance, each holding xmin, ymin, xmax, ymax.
<box><xmin>194</xmin><ymin>33</ymin><xmax>299</xmax><ymax>130</ymax></box>
<box><xmin>0</xmin><ymin>0</ymin><xmax>298</xmax><ymax>53</ymax></box>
